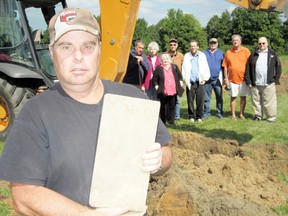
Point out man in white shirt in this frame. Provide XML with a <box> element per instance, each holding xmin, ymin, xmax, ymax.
<box><xmin>182</xmin><ymin>40</ymin><xmax>210</xmax><ymax>122</ymax></box>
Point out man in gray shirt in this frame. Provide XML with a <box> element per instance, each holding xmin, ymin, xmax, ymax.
<box><xmin>0</xmin><ymin>8</ymin><xmax>172</xmax><ymax>215</ymax></box>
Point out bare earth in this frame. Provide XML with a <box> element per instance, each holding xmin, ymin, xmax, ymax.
<box><xmin>147</xmin><ymin>74</ymin><xmax>288</xmax><ymax>216</ymax></box>
<box><xmin>147</xmin><ymin>133</ymin><xmax>288</xmax><ymax>216</ymax></box>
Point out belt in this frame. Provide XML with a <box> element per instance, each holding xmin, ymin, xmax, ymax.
<box><xmin>191</xmin><ymin>81</ymin><xmax>199</xmax><ymax>85</ymax></box>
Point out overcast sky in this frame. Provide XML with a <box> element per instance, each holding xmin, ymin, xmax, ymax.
<box><xmin>27</xmin><ymin>0</ymin><xmax>237</xmax><ymax>30</ymax></box>
<box><xmin>66</xmin><ymin>0</ymin><xmax>237</xmax><ymax>26</ymax></box>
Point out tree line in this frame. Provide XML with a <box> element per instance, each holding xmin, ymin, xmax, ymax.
<box><xmin>133</xmin><ymin>7</ymin><xmax>288</xmax><ymax>55</ymax></box>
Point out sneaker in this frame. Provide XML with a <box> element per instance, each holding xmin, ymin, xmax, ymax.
<box><xmin>253</xmin><ymin>116</ymin><xmax>261</xmax><ymax>121</ymax></box>
<box><xmin>189</xmin><ymin>118</ymin><xmax>195</xmax><ymax>122</ymax></box>
<box><xmin>216</xmin><ymin>114</ymin><xmax>223</xmax><ymax>119</ymax></box>
<box><xmin>196</xmin><ymin>118</ymin><xmax>202</xmax><ymax>122</ymax></box>
<box><xmin>203</xmin><ymin>114</ymin><xmax>209</xmax><ymax>119</ymax></box>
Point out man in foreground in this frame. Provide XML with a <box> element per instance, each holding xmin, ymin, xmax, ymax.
<box><xmin>0</xmin><ymin>8</ymin><xmax>172</xmax><ymax>215</ymax></box>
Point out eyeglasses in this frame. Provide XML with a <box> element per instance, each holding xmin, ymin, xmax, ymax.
<box><xmin>258</xmin><ymin>42</ymin><xmax>266</xmax><ymax>45</ymax></box>
<box><xmin>170</xmin><ymin>43</ymin><xmax>177</xmax><ymax>47</ymax></box>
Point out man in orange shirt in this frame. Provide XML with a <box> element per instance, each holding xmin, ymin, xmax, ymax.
<box><xmin>222</xmin><ymin>34</ymin><xmax>250</xmax><ymax>120</ymax></box>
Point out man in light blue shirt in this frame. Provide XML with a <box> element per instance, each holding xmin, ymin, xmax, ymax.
<box><xmin>182</xmin><ymin>40</ymin><xmax>210</xmax><ymax>122</ymax></box>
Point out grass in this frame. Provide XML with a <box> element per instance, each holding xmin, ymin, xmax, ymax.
<box><xmin>0</xmin><ymin>181</ymin><xmax>12</xmax><ymax>215</ymax></box>
<box><xmin>167</xmin><ymin>55</ymin><xmax>288</xmax><ymax>145</ymax></box>
<box><xmin>0</xmin><ymin>56</ymin><xmax>287</xmax><ymax>215</ymax></box>
<box><xmin>167</xmin><ymin>91</ymin><xmax>288</xmax><ymax>145</ymax></box>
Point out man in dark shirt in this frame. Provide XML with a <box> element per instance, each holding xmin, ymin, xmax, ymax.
<box><xmin>123</xmin><ymin>40</ymin><xmax>150</xmax><ymax>89</ymax></box>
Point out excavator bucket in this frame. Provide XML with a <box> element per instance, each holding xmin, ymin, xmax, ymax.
<box><xmin>226</xmin><ymin>0</ymin><xmax>288</xmax><ymax>14</ymax></box>
<box><xmin>99</xmin><ymin>0</ymin><xmax>141</xmax><ymax>82</ymax></box>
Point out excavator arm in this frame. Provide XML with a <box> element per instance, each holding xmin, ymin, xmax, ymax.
<box><xmin>226</xmin><ymin>0</ymin><xmax>288</xmax><ymax>15</ymax></box>
<box><xmin>99</xmin><ymin>0</ymin><xmax>140</xmax><ymax>82</ymax></box>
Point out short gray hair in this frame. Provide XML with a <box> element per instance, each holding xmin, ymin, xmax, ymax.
<box><xmin>232</xmin><ymin>34</ymin><xmax>242</xmax><ymax>41</ymax></box>
<box><xmin>147</xmin><ymin>41</ymin><xmax>159</xmax><ymax>52</ymax></box>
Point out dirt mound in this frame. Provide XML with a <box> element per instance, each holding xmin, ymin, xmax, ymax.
<box><xmin>147</xmin><ymin>132</ymin><xmax>288</xmax><ymax>216</ymax></box>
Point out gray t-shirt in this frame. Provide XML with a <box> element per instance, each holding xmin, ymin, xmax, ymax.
<box><xmin>0</xmin><ymin>80</ymin><xmax>171</xmax><ymax>206</ymax></box>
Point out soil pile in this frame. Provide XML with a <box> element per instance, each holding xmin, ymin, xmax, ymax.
<box><xmin>147</xmin><ymin>132</ymin><xmax>288</xmax><ymax>216</ymax></box>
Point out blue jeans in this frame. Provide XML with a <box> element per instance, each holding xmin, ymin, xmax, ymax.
<box><xmin>175</xmin><ymin>95</ymin><xmax>181</xmax><ymax>119</ymax></box>
<box><xmin>204</xmin><ymin>79</ymin><xmax>223</xmax><ymax>117</ymax></box>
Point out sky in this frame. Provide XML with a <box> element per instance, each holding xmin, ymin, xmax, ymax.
<box><xmin>27</xmin><ymin>0</ymin><xmax>237</xmax><ymax>30</ymax></box>
<box><xmin>67</xmin><ymin>0</ymin><xmax>237</xmax><ymax>26</ymax></box>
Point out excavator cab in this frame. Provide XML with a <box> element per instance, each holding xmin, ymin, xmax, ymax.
<box><xmin>0</xmin><ymin>0</ymin><xmax>67</xmax><ymax>84</ymax></box>
<box><xmin>0</xmin><ymin>0</ymin><xmax>67</xmax><ymax>140</ymax></box>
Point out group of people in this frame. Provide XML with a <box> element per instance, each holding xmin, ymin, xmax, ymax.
<box><xmin>123</xmin><ymin>38</ymin><xmax>184</xmax><ymax>125</ymax></box>
<box><xmin>124</xmin><ymin>34</ymin><xmax>282</xmax><ymax>124</ymax></box>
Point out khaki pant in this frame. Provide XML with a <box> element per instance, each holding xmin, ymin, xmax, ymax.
<box><xmin>250</xmin><ymin>83</ymin><xmax>277</xmax><ymax>121</ymax></box>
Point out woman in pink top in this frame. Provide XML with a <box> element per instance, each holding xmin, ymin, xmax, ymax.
<box><xmin>143</xmin><ymin>41</ymin><xmax>161</xmax><ymax>100</ymax></box>
<box><xmin>153</xmin><ymin>53</ymin><xmax>184</xmax><ymax>125</ymax></box>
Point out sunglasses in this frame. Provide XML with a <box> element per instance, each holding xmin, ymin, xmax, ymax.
<box><xmin>170</xmin><ymin>43</ymin><xmax>177</xmax><ymax>47</ymax></box>
<box><xmin>258</xmin><ymin>42</ymin><xmax>266</xmax><ymax>45</ymax></box>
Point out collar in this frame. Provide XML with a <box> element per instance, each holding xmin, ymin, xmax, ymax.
<box><xmin>168</xmin><ymin>50</ymin><xmax>178</xmax><ymax>57</ymax></box>
<box><xmin>257</xmin><ymin>48</ymin><xmax>268</xmax><ymax>54</ymax></box>
<box><xmin>231</xmin><ymin>46</ymin><xmax>243</xmax><ymax>53</ymax></box>
<box><xmin>191</xmin><ymin>51</ymin><xmax>199</xmax><ymax>57</ymax></box>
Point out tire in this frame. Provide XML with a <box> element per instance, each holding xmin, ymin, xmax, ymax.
<box><xmin>0</xmin><ymin>78</ymin><xmax>35</xmax><ymax>141</ymax></box>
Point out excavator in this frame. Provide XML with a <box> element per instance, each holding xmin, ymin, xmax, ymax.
<box><xmin>0</xmin><ymin>0</ymin><xmax>287</xmax><ymax>141</ymax></box>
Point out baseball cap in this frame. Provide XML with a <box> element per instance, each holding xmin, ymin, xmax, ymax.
<box><xmin>49</xmin><ymin>8</ymin><xmax>100</xmax><ymax>46</ymax></box>
<box><xmin>209</xmin><ymin>38</ymin><xmax>218</xmax><ymax>43</ymax></box>
<box><xmin>169</xmin><ymin>38</ymin><xmax>178</xmax><ymax>43</ymax></box>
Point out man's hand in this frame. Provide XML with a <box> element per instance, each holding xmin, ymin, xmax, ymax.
<box><xmin>142</xmin><ymin>143</ymin><xmax>162</xmax><ymax>174</ymax></box>
<box><xmin>135</xmin><ymin>56</ymin><xmax>143</xmax><ymax>64</ymax></box>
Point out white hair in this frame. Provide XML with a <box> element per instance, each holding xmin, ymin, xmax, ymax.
<box><xmin>147</xmin><ymin>41</ymin><xmax>159</xmax><ymax>52</ymax></box>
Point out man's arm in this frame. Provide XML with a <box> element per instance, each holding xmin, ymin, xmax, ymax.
<box><xmin>140</xmin><ymin>54</ymin><xmax>150</xmax><ymax>71</ymax></box>
<box><xmin>275</xmin><ymin>52</ymin><xmax>282</xmax><ymax>85</ymax></box>
<box><xmin>223</xmin><ymin>67</ymin><xmax>229</xmax><ymax>85</ymax></box>
<box><xmin>11</xmin><ymin>183</ymin><xmax>128</xmax><ymax>216</ymax></box>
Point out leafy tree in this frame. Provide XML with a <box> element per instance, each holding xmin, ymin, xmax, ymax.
<box><xmin>133</xmin><ymin>18</ymin><xmax>150</xmax><ymax>49</ymax></box>
<box><xmin>41</xmin><ymin>28</ymin><xmax>50</xmax><ymax>44</ymax></box>
<box><xmin>205</xmin><ymin>10</ymin><xmax>232</xmax><ymax>47</ymax></box>
<box><xmin>230</xmin><ymin>8</ymin><xmax>284</xmax><ymax>53</ymax></box>
<box><xmin>156</xmin><ymin>9</ymin><xmax>207</xmax><ymax>54</ymax></box>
